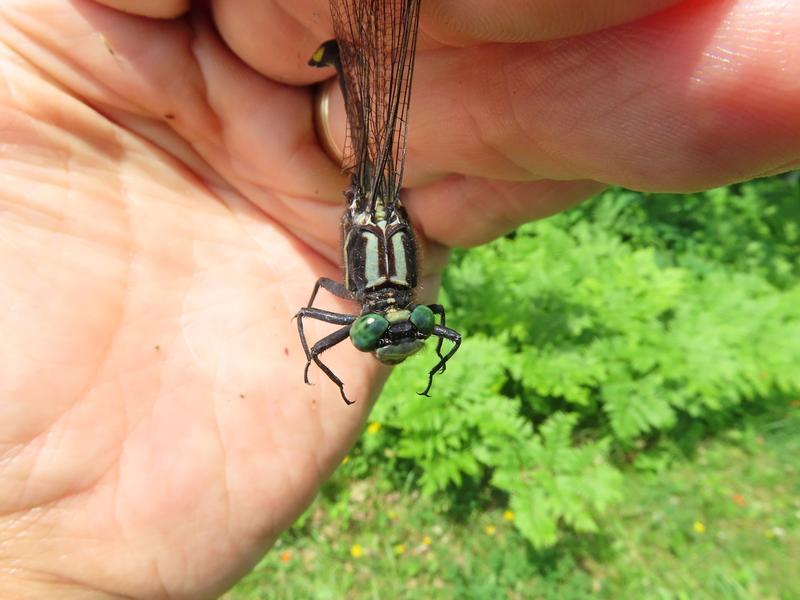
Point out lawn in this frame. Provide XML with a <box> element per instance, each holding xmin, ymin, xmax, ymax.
<box><xmin>227</xmin><ymin>402</ymin><xmax>798</xmax><ymax>599</ymax></box>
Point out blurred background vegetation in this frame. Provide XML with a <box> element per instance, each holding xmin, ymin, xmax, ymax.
<box><xmin>228</xmin><ymin>175</ymin><xmax>799</xmax><ymax>599</ymax></box>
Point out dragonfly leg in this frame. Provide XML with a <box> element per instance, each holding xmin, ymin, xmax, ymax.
<box><xmin>418</xmin><ymin>325</ymin><xmax>462</xmax><ymax>397</ymax></box>
<box><xmin>295</xmin><ymin>307</ymin><xmax>357</xmax><ymax>404</ymax></box>
<box><xmin>306</xmin><ymin>277</ymin><xmax>353</xmax><ymax>309</ymax></box>
<box><xmin>427</xmin><ymin>304</ymin><xmax>448</xmax><ymax>367</ymax></box>
<box><xmin>307</xmin><ymin>324</ymin><xmax>356</xmax><ymax>404</ymax></box>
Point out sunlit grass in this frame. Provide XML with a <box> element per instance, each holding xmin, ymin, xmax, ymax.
<box><xmin>226</xmin><ymin>406</ymin><xmax>799</xmax><ymax>599</ymax></box>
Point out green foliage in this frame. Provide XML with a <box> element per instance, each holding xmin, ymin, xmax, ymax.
<box><xmin>230</xmin><ymin>407</ymin><xmax>800</xmax><ymax>599</ymax></box>
<box><xmin>339</xmin><ymin>175</ymin><xmax>800</xmax><ymax>550</ymax></box>
<box><xmin>228</xmin><ymin>175</ymin><xmax>800</xmax><ymax>598</ymax></box>
<box><xmin>376</xmin><ymin>337</ymin><xmax>519</xmax><ymax>495</ymax></box>
<box><xmin>491</xmin><ymin>414</ymin><xmax>623</xmax><ymax>548</ymax></box>
<box><xmin>375</xmin><ymin>342</ymin><xmax>623</xmax><ymax>547</ymax></box>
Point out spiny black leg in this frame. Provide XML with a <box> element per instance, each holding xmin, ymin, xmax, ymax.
<box><xmin>294</xmin><ymin>276</ymin><xmax>353</xmax><ymax>377</ymax></box>
<box><xmin>295</xmin><ymin>276</ymin><xmax>356</xmax><ymax>404</ymax></box>
<box><xmin>306</xmin><ymin>324</ymin><xmax>355</xmax><ymax>404</ymax></box>
<box><xmin>427</xmin><ymin>304</ymin><xmax>448</xmax><ymax>367</ymax></box>
<box><xmin>306</xmin><ymin>277</ymin><xmax>353</xmax><ymax>309</ymax></box>
<box><xmin>295</xmin><ymin>307</ymin><xmax>356</xmax><ymax>383</ymax></box>
<box><xmin>418</xmin><ymin>325</ymin><xmax>461</xmax><ymax>397</ymax></box>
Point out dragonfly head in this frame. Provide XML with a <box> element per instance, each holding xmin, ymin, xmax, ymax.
<box><xmin>350</xmin><ymin>305</ymin><xmax>436</xmax><ymax>365</ymax></box>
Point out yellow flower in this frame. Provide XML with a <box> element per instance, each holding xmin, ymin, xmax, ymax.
<box><xmin>422</xmin><ymin>535</ymin><xmax>432</xmax><ymax>546</ymax></box>
<box><xmin>765</xmin><ymin>527</ymin><xmax>785</xmax><ymax>539</ymax></box>
<box><xmin>350</xmin><ymin>544</ymin><xmax>364</xmax><ymax>558</ymax></box>
<box><xmin>503</xmin><ymin>510</ymin><xmax>515</xmax><ymax>522</ymax></box>
<box><xmin>692</xmin><ymin>521</ymin><xmax>706</xmax><ymax>534</ymax></box>
<box><xmin>394</xmin><ymin>543</ymin><xmax>406</xmax><ymax>555</ymax></box>
<box><xmin>484</xmin><ymin>524</ymin><xmax>497</xmax><ymax>536</ymax></box>
<box><xmin>367</xmin><ymin>422</ymin><xmax>382</xmax><ymax>434</ymax></box>
<box><xmin>341</xmin><ymin>455</ymin><xmax>350</xmax><ymax>465</ymax></box>
<box><xmin>279</xmin><ymin>551</ymin><xmax>292</xmax><ymax>563</ymax></box>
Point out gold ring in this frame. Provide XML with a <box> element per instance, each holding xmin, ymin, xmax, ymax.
<box><xmin>312</xmin><ymin>81</ymin><xmax>343</xmax><ymax>166</ymax></box>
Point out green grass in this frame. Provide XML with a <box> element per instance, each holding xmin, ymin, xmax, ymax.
<box><xmin>226</xmin><ymin>402</ymin><xmax>799</xmax><ymax>599</ymax></box>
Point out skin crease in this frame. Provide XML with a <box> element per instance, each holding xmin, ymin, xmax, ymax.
<box><xmin>0</xmin><ymin>0</ymin><xmax>797</xmax><ymax>597</ymax></box>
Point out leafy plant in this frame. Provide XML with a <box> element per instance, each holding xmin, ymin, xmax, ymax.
<box><xmin>342</xmin><ymin>176</ymin><xmax>800</xmax><ymax>549</ymax></box>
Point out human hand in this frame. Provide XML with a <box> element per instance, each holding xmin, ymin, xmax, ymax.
<box><xmin>0</xmin><ymin>1</ymin><xmax>797</xmax><ymax>598</ymax></box>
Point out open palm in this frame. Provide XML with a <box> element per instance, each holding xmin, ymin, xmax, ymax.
<box><xmin>1</xmin><ymin>1</ymin><xmax>797</xmax><ymax>598</ymax></box>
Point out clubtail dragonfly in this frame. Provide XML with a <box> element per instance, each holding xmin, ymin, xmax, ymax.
<box><xmin>296</xmin><ymin>0</ymin><xmax>461</xmax><ymax>405</ymax></box>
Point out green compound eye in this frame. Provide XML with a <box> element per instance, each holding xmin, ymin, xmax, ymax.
<box><xmin>350</xmin><ymin>313</ymin><xmax>390</xmax><ymax>352</ymax></box>
<box><xmin>410</xmin><ymin>304</ymin><xmax>435</xmax><ymax>335</ymax></box>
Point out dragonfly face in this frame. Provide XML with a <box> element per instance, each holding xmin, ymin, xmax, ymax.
<box><xmin>350</xmin><ymin>305</ymin><xmax>435</xmax><ymax>365</ymax></box>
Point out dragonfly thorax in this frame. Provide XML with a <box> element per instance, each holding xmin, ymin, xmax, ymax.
<box><xmin>343</xmin><ymin>196</ymin><xmax>419</xmax><ymax>297</ymax></box>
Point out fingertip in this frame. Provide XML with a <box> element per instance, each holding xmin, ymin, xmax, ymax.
<box><xmin>422</xmin><ymin>0</ymin><xmax>683</xmax><ymax>44</ymax></box>
<box><xmin>93</xmin><ymin>0</ymin><xmax>190</xmax><ymax>19</ymax></box>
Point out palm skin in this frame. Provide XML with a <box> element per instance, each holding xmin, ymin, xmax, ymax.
<box><xmin>0</xmin><ymin>0</ymin><xmax>798</xmax><ymax>598</ymax></box>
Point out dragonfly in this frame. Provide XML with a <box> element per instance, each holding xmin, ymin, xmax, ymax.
<box><xmin>295</xmin><ymin>0</ymin><xmax>461</xmax><ymax>405</ymax></box>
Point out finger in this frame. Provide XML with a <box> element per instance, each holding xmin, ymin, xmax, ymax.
<box><xmin>211</xmin><ymin>0</ymin><xmax>683</xmax><ymax>84</ymax></box>
<box><xmin>401</xmin><ymin>0</ymin><xmax>800</xmax><ymax>191</ymax></box>
<box><xmin>211</xmin><ymin>0</ymin><xmax>332</xmax><ymax>85</ymax></box>
<box><xmin>407</xmin><ymin>178</ymin><xmax>604</xmax><ymax>248</ymax></box>
<box><xmin>0</xmin><ymin>0</ymin><xmax>344</xmax><ymax>203</ymax></box>
<box><xmin>92</xmin><ymin>0</ymin><xmax>190</xmax><ymax>19</ymax></box>
<box><xmin>425</xmin><ymin>0</ymin><xmax>683</xmax><ymax>44</ymax></box>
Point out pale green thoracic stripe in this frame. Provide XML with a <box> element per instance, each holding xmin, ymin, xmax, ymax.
<box><xmin>390</xmin><ymin>231</ymin><xmax>408</xmax><ymax>285</ymax></box>
<box><xmin>363</xmin><ymin>231</ymin><xmax>382</xmax><ymax>288</ymax></box>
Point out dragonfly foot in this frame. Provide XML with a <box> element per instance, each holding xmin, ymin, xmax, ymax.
<box><xmin>339</xmin><ymin>387</ymin><xmax>355</xmax><ymax>405</ymax></box>
<box><xmin>303</xmin><ymin>361</ymin><xmax>315</xmax><ymax>385</ymax></box>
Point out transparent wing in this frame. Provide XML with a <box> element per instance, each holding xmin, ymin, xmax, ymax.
<box><xmin>329</xmin><ymin>0</ymin><xmax>420</xmax><ymax>214</ymax></box>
